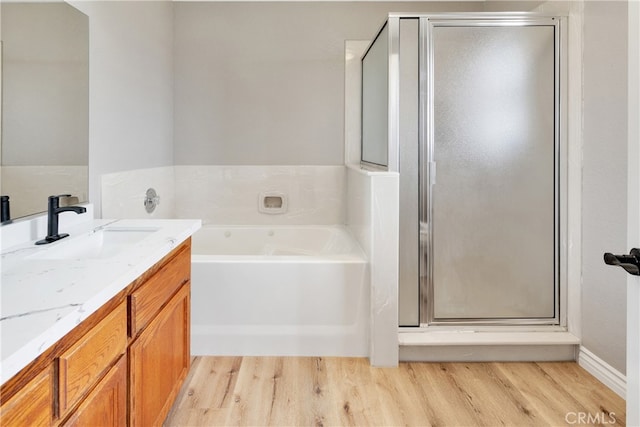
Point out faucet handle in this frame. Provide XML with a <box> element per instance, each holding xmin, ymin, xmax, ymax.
<box><xmin>47</xmin><ymin>194</ymin><xmax>74</xmax><ymax>210</ymax></box>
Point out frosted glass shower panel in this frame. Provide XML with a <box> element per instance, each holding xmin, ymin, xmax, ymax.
<box><xmin>431</xmin><ymin>25</ymin><xmax>557</xmax><ymax>319</ymax></box>
<box><xmin>361</xmin><ymin>24</ymin><xmax>389</xmax><ymax>167</ymax></box>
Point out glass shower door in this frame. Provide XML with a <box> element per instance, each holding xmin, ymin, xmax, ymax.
<box><xmin>423</xmin><ymin>21</ymin><xmax>559</xmax><ymax>323</ymax></box>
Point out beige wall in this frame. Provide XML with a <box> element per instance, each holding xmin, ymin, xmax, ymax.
<box><xmin>173</xmin><ymin>2</ymin><xmax>484</xmax><ymax>166</ymax></box>
<box><xmin>582</xmin><ymin>1</ymin><xmax>628</xmax><ymax>374</ymax></box>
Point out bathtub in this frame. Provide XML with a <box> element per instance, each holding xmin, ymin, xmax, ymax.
<box><xmin>190</xmin><ymin>225</ymin><xmax>369</xmax><ymax>357</ymax></box>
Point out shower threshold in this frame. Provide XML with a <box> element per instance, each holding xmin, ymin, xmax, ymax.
<box><xmin>398</xmin><ymin>328</ymin><xmax>580</xmax><ymax>362</ymax></box>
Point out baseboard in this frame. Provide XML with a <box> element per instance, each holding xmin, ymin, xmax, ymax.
<box><xmin>578</xmin><ymin>346</ymin><xmax>626</xmax><ymax>398</ymax></box>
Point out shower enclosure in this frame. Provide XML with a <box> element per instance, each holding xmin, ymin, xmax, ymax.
<box><xmin>361</xmin><ymin>14</ymin><xmax>566</xmax><ymax>327</ymax></box>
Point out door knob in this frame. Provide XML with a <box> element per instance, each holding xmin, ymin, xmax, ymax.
<box><xmin>603</xmin><ymin>248</ymin><xmax>640</xmax><ymax>276</ymax></box>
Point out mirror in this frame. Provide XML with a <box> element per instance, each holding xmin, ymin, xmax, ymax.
<box><xmin>361</xmin><ymin>23</ymin><xmax>389</xmax><ymax>168</ymax></box>
<box><xmin>0</xmin><ymin>1</ymin><xmax>89</xmax><ymax>221</ymax></box>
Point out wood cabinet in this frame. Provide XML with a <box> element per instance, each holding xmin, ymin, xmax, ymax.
<box><xmin>130</xmin><ymin>284</ymin><xmax>190</xmax><ymax>426</ymax></box>
<box><xmin>129</xmin><ymin>241</ymin><xmax>191</xmax><ymax>426</ymax></box>
<box><xmin>0</xmin><ymin>239</ymin><xmax>192</xmax><ymax>427</ymax></box>
<box><xmin>0</xmin><ymin>366</ymin><xmax>53</xmax><ymax>426</ymax></box>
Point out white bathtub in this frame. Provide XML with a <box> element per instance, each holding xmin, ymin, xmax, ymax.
<box><xmin>190</xmin><ymin>225</ymin><xmax>369</xmax><ymax>357</ymax></box>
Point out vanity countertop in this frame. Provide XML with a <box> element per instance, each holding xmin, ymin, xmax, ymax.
<box><xmin>0</xmin><ymin>218</ymin><xmax>201</xmax><ymax>385</ymax></box>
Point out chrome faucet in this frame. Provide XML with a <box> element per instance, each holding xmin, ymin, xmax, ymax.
<box><xmin>35</xmin><ymin>195</ymin><xmax>87</xmax><ymax>245</ymax></box>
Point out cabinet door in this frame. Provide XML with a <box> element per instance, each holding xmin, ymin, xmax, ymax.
<box><xmin>58</xmin><ymin>302</ymin><xmax>127</xmax><ymax>416</ymax></box>
<box><xmin>130</xmin><ymin>283</ymin><xmax>190</xmax><ymax>426</ymax></box>
<box><xmin>61</xmin><ymin>355</ymin><xmax>126</xmax><ymax>427</ymax></box>
<box><xmin>0</xmin><ymin>366</ymin><xmax>53</xmax><ymax>426</ymax></box>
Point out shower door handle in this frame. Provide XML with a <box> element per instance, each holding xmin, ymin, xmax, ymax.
<box><xmin>603</xmin><ymin>248</ymin><xmax>640</xmax><ymax>276</ymax></box>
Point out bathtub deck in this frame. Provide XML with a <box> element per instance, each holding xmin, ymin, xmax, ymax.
<box><xmin>165</xmin><ymin>356</ymin><xmax>625</xmax><ymax>426</ymax></box>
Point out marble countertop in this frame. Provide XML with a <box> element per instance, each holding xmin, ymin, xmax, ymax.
<box><xmin>0</xmin><ymin>218</ymin><xmax>201</xmax><ymax>385</ymax></box>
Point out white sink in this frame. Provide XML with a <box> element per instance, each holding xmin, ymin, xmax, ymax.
<box><xmin>30</xmin><ymin>227</ymin><xmax>160</xmax><ymax>260</ymax></box>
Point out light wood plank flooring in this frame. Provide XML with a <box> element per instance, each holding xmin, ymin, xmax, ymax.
<box><xmin>164</xmin><ymin>357</ymin><xmax>626</xmax><ymax>426</ymax></box>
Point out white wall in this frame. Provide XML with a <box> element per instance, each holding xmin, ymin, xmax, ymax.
<box><xmin>70</xmin><ymin>1</ymin><xmax>175</xmax><ymax>218</ymax></box>
<box><xmin>581</xmin><ymin>1</ymin><xmax>628</xmax><ymax>374</ymax></box>
<box><xmin>173</xmin><ymin>1</ymin><xmax>483</xmax><ymax>166</ymax></box>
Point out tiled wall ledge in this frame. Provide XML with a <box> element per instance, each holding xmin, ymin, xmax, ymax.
<box><xmin>101</xmin><ymin>166</ymin><xmax>176</xmax><ymax>219</ymax></box>
<box><xmin>174</xmin><ymin>165</ymin><xmax>346</xmax><ymax>225</ymax></box>
<box><xmin>102</xmin><ymin>165</ymin><xmax>347</xmax><ymax>225</ymax></box>
<box><xmin>1</xmin><ymin>165</ymin><xmax>88</xmax><ymax>219</ymax></box>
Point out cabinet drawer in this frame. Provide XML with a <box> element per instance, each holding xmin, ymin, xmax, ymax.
<box><xmin>58</xmin><ymin>302</ymin><xmax>127</xmax><ymax>416</ymax></box>
<box><xmin>0</xmin><ymin>366</ymin><xmax>53</xmax><ymax>426</ymax></box>
<box><xmin>61</xmin><ymin>355</ymin><xmax>126</xmax><ymax>427</ymax></box>
<box><xmin>130</xmin><ymin>245</ymin><xmax>190</xmax><ymax>337</ymax></box>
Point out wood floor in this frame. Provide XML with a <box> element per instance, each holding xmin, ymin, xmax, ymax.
<box><xmin>164</xmin><ymin>356</ymin><xmax>626</xmax><ymax>427</ymax></box>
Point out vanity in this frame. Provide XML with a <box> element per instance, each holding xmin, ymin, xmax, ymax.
<box><xmin>0</xmin><ymin>214</ymin><xmax>201</xmax><ymax>425</ymax></box>
<box><xmin>1</xmin><ymin>3</ymin><xmax>201</xmax><ymax>423</ymax></box>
